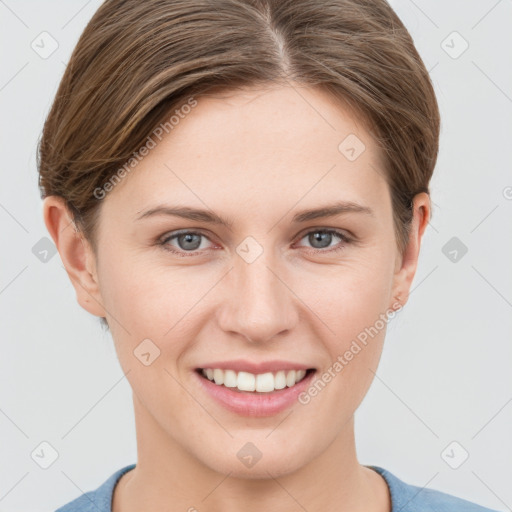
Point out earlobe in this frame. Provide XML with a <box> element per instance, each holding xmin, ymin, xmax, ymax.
<box><xmin>42</xmin><ymin>196</ymin><xmax>106</xmax><ymax>318</ymax></box>
<box><xmin>389</xmin><ymin>192</ymin><xmax>431</xmax><ymax>311</ymax></box>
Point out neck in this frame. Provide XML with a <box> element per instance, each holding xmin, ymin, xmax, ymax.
<box><xmin>113</xmin><ymin>393</ymin><xmax>391</xmax><ymax>512</ymax></box>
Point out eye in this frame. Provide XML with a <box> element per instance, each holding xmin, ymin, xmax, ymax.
<box><xmin>159</xmin><ymin>230</ymin><xmax>215</xmax><ymax>256</ymax></box>
<box><xmin>158</xmin><ymin>228</ymin><xmax>352</xmax><ymax>257</ymax></box>
<box><xmin>295</xmin><ymin>228</ymin><xmax>351</xmax><ymax>253</ymax></box>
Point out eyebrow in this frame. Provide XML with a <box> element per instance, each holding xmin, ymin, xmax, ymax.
<box><xmin>135</xmin><ymin>200</ymin><xmax>375</xmax><ymax>228</ymax></box>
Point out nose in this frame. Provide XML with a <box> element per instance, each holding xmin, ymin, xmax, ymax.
<box><xmin>216</xmin><ymin>252</ymin><xmax>299</xmax><ymax>344</ymax></box>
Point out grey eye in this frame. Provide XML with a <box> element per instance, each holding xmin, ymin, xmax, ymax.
<box><xmin>161</xmin><ymin>231</ymin><xmax>211</xmax><ymax>253</ymax></box>
<box><xmin>307</xmin><ymin>231</ymin><xmax>335</xmax><ymax>249</ymax></box>
<box><xmin>175</xmin><ymin>233</ymin><xmax>203</xmax><ymax>251</ymax></box>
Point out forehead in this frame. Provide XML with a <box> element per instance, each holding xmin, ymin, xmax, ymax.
<box><xmin>102</xmin><ymin>84</ymin><xmax>389</xmax><ymax>223</ymax></box>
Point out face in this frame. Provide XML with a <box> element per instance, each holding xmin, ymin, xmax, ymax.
<box><xmin>53</xmin><ymin>84</ymin><xmax>426</xmax><ymax>479</ymax></box>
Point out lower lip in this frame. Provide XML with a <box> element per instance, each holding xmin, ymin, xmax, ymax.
<box><xmin>193</xmin><ymin>369</ymin><xmax>316</xmax><ymax>417</ymax></box>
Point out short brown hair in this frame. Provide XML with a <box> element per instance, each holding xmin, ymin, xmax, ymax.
<box><xmin>37</xmin><ymin>0</ymin><xmax>440</xmax><ymax>262</ymax></box>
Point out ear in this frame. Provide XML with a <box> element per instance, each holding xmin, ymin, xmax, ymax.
<box><xmin>389</xmin><ymin>192</ymin><xmax>431</xmax><ymax>310</ymax></box>
<box><xmin>42</xmin><ymin>196</ymin><xmax>106</xmax><ymax>318</ymax></box>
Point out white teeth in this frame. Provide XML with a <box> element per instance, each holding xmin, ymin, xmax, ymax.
<box><xmin>256</xmin><ymin>372</ymin><xmax>274</xmax><ymax>392</ymax></box>
<box><xmin>200</xmin><ymin>368</ymin><xmax>309</xmax><ymax>393</ymax></box>
<box><xmin>213</xmin><ymin>368</ymin><xmax>224</xmax><ymax>385</ymax></box>
<box><xmin>223</xmin><ymin>369</ymin><xmax>238</xmax><ymax>388</ymax></box>
<box><xmin>286</xmin><ymin>370</ymin><xmax>296</xmax><ymax>387</ymax></box>
<box><xmin>274</xmin><ymin>370</ymin><xmax>287</xmax><ymax>390</ymax></box>
<box><xmin>238</xmin><ymin>371</ymin><xmax>255</xmax><ymax>391</ymax></box>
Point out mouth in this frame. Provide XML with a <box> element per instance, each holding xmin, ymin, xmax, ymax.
<box><xmin>193</xmin><ymin>365</ymin><xmax>318</xmax><ymax>417</ymax></box>
<box><xmin>194</xmin><ymin>367</ymin><xmax>317</xmax><ymax>394</ymax></box>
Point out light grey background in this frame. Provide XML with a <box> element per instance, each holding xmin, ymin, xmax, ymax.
<box><xmin>1</xmin><ymin>1</ymin><xmax>511</xmax><ymax>510</ymax></box>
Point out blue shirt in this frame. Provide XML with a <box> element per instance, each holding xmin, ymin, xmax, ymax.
<box><xmin>55</xmin><ymin>463</ymin><xmax>500</xmax><ymax>512</ymax></box>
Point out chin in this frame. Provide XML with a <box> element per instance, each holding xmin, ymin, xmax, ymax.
<box><xmin>200</xmin><ymin>445</ymin><xmax>307</xmax><ymax>480</ymax></box>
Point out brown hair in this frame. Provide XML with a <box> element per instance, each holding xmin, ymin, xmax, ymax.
<box><xmin>37</xmin><ymin>0</ymin><xmax>440</xmax><ymax>278</ymax></box>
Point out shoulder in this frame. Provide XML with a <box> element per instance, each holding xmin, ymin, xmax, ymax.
<box><xmin>54</xmin><ymin>464</ymin><xmax>136</xmax><ymax>512</ymax></box>
<box><xmin>368</xmin><ymin>465</ymin><xmax>501</xmax><ymax>512</ymax></box>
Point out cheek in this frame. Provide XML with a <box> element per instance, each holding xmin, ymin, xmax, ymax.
<box><xmin>300</xmin><ymin>255</ymin><xmax>393</xmax><ymax>334</ymax></box>
<box><xmin>98</xmin><ymin>253</ymin><xmax>215</xmax><ymax>364</ymax></box>
<box><xmin>299</xmin><ymin>255</ymin><xmax>392</xmax><ymax>378</ymax></box>
<box><xmin>300</xmin><ymin>273</ymin><xmax>390</xmax><ymax>415</ymax></box>
<box><xmin>97</xmin><ymin>248</ymin><xmax>177</xmax><ymax>329</ymax></box>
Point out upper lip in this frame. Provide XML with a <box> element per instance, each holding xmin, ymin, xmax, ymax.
<box><xmin>195</xmin><ymin>359</ymin><xmax>315</xmax><ymax>374</ymax></box>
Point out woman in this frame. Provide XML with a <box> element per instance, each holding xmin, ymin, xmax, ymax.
<box><xmin>38</xmin><ymin>0</ymin><xmax>499</xmax><ymax>511</ymax></box>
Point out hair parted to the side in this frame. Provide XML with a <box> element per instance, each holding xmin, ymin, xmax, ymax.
<box><xmin>37</xmin><ymin>0</ymin><xmax>440</xmax><ymax>330</ymax></box>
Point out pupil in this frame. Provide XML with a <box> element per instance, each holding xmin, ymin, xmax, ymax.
<box><xmin>179</xmin><ymin>233</ymin><xmax>201</xmax><ymax>250</ymax></box>
<box><xmin>310</xmin><ymin>231</ymin><xmax>331</xmax><ymax>249</ymax></box>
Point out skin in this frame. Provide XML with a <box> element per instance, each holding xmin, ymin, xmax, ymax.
<box><xmin>44</xmin><ymin>83</ymin><xmax>430</xmax><ymax>512</ymax></box>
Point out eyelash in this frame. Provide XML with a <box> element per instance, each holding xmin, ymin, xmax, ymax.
<box><xmin>157</xmin><ymin>228</ymin><xmax>352</xmax><ymax>257</ymax></box>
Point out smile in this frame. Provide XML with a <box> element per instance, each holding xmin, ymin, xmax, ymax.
<box><xmin>194</xmin><ymin>367</ymin><xmax>317</xmax><ymax>417</ymax></box>
<box><xmin>198</xmin><ymin>367</ymin><xmax>313</xmax><ymax>393</ymax></box>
